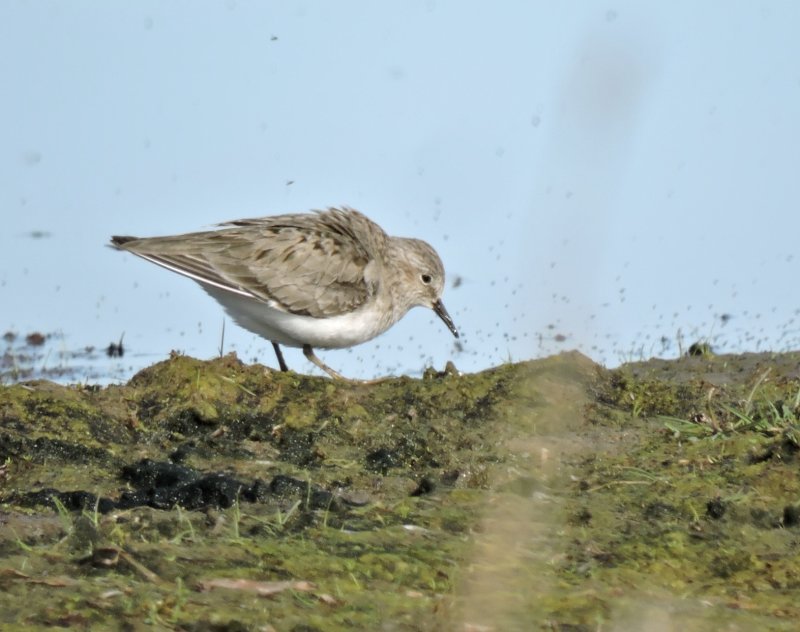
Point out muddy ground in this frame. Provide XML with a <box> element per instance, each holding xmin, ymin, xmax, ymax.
<box><xmin>1</xmin><ymin>350</ymin><xmax>799</xmax><ymax>631</ymax></box>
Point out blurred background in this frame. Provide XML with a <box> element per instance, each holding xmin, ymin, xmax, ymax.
<box><xmin>2</xmin><ymin>1</ymin><xmax>799</xmax><ymax>383</ymax></box>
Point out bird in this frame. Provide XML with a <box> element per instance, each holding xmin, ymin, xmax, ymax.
<box><xmin>110</xmin><ymin>206</ymin><xmax>459</xmax><ymax>382</ymax></box>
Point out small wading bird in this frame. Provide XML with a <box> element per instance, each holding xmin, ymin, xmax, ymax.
<box><xmin>110</xmin><ymin>206</ymin><xmax>459</xmax><ymax>382</ymax></box>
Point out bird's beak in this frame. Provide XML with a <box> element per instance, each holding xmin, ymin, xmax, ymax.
<box><xmin>433</xmin><ymin>299</ymin><xmax>459</xmax><ymax>338</ymax></box>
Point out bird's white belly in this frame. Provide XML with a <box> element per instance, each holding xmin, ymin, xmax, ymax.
<box><xmin>202</xmin><ymin>285</ymin><xmax>393</xmax><ymax>349</ymax></box>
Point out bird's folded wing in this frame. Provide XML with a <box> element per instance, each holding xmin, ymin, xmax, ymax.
<box><xmin>116</xmin><ymin>221</ymin><xmax>375</xmax><ymax>318</ymax></box>
<box><xmin>211</xmin><ymin>226</ymin><xmax>372</xmax><ymax>317</ymax></box>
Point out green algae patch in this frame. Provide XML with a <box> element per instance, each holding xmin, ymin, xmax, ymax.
<box><xmin>557</xmin><ymin>352</ymin><xmax>800</xmax><ymax>630</ymax></box>
<box><xmin>0</xmin><ymin>351</ymin><xmax>533</xmax><ymax>630</ymax></box>
<box><xmin>4</xmin><ymin>350</ymin><xmax>800</xmax><ymax>630</ymax></box>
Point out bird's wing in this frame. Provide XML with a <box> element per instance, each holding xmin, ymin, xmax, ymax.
<box><xmin>112</xmin><ymin>208</ymin><xmax>384</xmax><ymax>318</ymax></box>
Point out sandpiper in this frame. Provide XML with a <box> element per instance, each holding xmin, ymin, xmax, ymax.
<box><xmin>111</xmin><ymin>206</ymin><xmax>458</xmax><ymax>381</ymax></box>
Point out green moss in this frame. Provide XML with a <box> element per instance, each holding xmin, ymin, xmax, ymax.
<box><xmin>3</xmin><ymin>350</ymin><xmax>800</xmax><ymax>629</ymax></box>
<box><xmin>0</xmin><ymin>351</ymin><xmax>524</xmax><ymax>630</ymax></box>
<box><xmin>559</xmin><ymin>352</ymin><xmax>800</xmax><ymax>628</ymax></box>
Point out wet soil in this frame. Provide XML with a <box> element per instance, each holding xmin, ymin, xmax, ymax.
<box><xmin>1</xmin><ymin>350</ymin><xmax>799</xmax><ymax>630</ymax></box>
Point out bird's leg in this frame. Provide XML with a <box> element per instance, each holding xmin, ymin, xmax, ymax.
<box><xmin>302</xmin><ymin>345</ymin><xmax>390</xmax><ymax>385</ymax></box>
<box><xmin>302</xmin><ymin>344</ymin><xmax>348</xmax><ymax>380</ymax></box>
<box><xmin>272</xmin><ymin>342</ymin><xmax>289</xmax><ymax>372</ymax></box>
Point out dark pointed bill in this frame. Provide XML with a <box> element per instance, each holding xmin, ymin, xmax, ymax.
<box><xmin>433</xmin><ymin>299</ymin><xmax>459</xmax><ymax>338</ymax></box>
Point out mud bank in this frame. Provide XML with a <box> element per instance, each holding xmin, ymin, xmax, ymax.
<box><xmin>1</xmin><ymin>350</ymin><xmax>799</xmax><ymax>630</ymax></box>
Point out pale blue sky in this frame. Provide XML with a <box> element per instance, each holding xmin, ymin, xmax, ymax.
<box><xmin>2</xmin><ymin>2</ymin><xmax>800</xmax><ymax>381</ymax></box>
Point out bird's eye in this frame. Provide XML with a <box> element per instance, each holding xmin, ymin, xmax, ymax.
<box><xmin>421</xmin><ymin>273</ymin><xmax>432</xmax><ymax>285</ymax></box>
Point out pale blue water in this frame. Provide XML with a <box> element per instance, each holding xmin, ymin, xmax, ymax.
<box><xmin>3</xmin><ymin>1</ymin><xmax>800</xmax><ymax>384</ymax></box>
